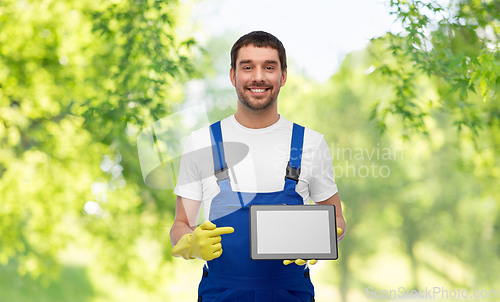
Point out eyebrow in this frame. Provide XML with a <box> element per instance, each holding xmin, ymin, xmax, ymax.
<box><xmin>238</xmin><ymin>60</ymin><xmax>279</xmax><ymax>66</ymax></box>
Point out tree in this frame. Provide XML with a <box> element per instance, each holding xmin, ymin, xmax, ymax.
<box><xmin>0</xmin><ymin>0</ymin><xmax>200</xmax><ymax>292</ymax></box>
<box><xmin>369</xmin><ymin>1</ymin><xmax>500</xmax><ymax>290</ymax></box>
<box><xmin>371</xmin><ymin>0</ymin><xmax>500</xmax><ymax>142</ymax></box>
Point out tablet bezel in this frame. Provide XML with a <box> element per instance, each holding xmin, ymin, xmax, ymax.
<box><xmin>250</xmin><ymin>204</ymin><xmax>338</xmax><ymax>260</ymax></box>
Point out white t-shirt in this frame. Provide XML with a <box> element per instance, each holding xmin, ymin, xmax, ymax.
<box><xmin>174</xmin><ymin>114</ymin><xmax>338</xmax><ymax>220</ymax></box>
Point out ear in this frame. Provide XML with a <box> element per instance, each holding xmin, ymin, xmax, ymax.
<box><xmin>280</xmin><ymin>68</ymin><xmax>287</xmax><ymax>87</ymax></box>
<box><xmin>230</xmin><ymin>68</ymin><xmax>236</xmax><ymax>87</ymax></box>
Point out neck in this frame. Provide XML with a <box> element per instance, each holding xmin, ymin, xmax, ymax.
<box><xmin>234</xmin><ymin>104</ymin><xmax>280</xmax><ymax>129</ymax></box>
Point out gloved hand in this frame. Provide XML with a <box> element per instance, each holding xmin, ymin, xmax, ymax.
<box><xmin>283</xmin><ymin>227</ymin><xmax>343</xmax><ymax>266</ymax></box>
<box><xmin>283</xmin><ymin>259</ymin><xmax>318</xmax><ymax>266</ymax></box>
<box><xmin>172</xmin><ymin>221</ymin><xmax>234</xmax><ymax>261</ymax></box>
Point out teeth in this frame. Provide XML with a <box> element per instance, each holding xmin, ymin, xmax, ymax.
<box><xmin>250</xmin><ymin>89</ymin><xmax>266</xmax><ymax>92</ymax></box>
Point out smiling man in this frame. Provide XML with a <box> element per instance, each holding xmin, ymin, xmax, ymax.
<box><xmin>231</xmin><ymin>44</ymin><xmax>285</xmax><ymax>113</ymax></box>
<box><xmin>170</xmin><ymin>31</ymin><xmax>346</xmax><ymax>302</ymax></box>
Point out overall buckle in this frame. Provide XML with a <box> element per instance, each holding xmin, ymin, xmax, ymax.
<box><xmin>285</xmin><ymin>161</ymin><xmax>300</xmax><ymax>182</ymax></box>
<box><xmin>215</xmin><ymin>163</ymin><xmax>230</xmax><ymax>184</ymax></box>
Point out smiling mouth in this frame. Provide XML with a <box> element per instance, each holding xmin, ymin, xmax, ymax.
<box><xmin>248</xmin><ymin>88</ymin><xmax>270</xmax><ymax>93</ymax></box>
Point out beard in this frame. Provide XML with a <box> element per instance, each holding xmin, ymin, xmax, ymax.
<box><xmin>235</xmin><ymin>81</ymin><xmax>281</xmax><ymax>112</ymax></box>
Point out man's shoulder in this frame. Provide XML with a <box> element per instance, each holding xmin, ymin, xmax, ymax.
<box><xmin>284</xmin><ymin>117</ymin><xmax>325</xmax><ymax>144</ymax></box>
<box><xmin>186</xmin><ymin>124</ymin><xmax>211</xmax><ymax>148</ymax></box>
<box><xmin>304</xmin><ymin>126</ymin><xmax>324</xmax><ymax>141</ymax></box>
<box><xmin>187</xmin><ymin>115</ymin><xmax>234</xmax><ymax>145</ymax></box>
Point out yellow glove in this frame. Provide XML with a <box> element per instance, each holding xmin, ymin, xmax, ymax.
<box><xmin>283</xmin><ymin>227</ymin><xmax>343</xmax><ymax>266</ymax></box>
<box><xmin>172</xmin><ymin>221</ymin><xmax>234</xmax><ymax>261</ymax></box>
<box><xmin>283</xmin><ymin>259</ymin><xmax>318</xmax><ymax>266</ymax></box>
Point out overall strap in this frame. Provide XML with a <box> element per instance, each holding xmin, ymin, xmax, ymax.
<box><xmin>284</xmin><ymin>123</ymin><xmax>305</xmax><ymax>192</ymax></box>
<box><xmin>209</xmin><ymin>121</ymin><xmax>231</xmax><ymax>191</ymax></box>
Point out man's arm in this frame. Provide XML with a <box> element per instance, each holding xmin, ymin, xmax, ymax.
<box><xmin>170</xmin><ymin>195</ymin><xmax>202</xmax><ymax>246</ymax></box>
<box><xmin>316</xmin><ymin>192</ymin><xmax>346</xmax><ymax>241</ymax></box>
<box><xmin>170</xmin><ymin>195</ymin><xmax>234</xmax><ymax>260</ymax></box>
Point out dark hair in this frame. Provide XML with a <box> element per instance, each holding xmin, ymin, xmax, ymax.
<box><xmin>230</xmin><ymin>31</ymin><xmax>287</xmax><ymax>72</ymax></box>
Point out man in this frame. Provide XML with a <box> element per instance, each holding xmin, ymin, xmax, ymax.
<box><xmin>170</xmin><ymin>31</ymin><xmax>346</xmax><ymax>302</ymax></box>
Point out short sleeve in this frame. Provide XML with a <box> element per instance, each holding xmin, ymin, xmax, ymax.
<box><xmin>309</xmin><ymin>136</ymin><xmax>338</xmax><ymax>203</ymax></box>
<box><xmin>173</xmin><ymin>133</ymin><xmax>203</xmax><ymax>201</ymax></box>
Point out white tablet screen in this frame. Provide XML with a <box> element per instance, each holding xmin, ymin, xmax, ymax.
<box><xmin>256</xmin><ymin>210</ymin><xmax>331</xmax><ymax>254</ymax></box>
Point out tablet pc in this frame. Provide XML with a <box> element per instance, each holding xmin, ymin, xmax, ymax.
<box><xmin>250</xmin><ymin>205</ymin><xmax>338</xmax><ymax>260</ymax></box>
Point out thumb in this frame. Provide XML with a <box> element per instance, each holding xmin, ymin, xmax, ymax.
<box><xmin>200</xmin><ymin>221</ymin><xmax>217</xmax><ymax>230</ymax></box>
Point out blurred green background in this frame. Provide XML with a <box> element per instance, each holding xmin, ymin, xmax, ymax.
<box><xmin>1</xmin><ymin>0</ymin><xmax>499</xmax><ymax>301</ymax></box>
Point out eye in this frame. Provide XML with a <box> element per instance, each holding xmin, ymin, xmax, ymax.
<box><xmin>242</xmin><ymin>66</ymin><xmax>252</xmax><ymax>70</ymax></box>
<box><xmin>265</xmin><ymin>66</ymin><xmax>274</xmax><ymax>70</ymax></box>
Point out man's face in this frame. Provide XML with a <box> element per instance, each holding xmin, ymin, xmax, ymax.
<box><xmin>230</xmin><ymin>44</ymin><xmax>287</xmax><ymax>112</ymax></box>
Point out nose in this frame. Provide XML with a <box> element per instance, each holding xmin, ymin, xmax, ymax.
<box><xmin>252</xmin><ymin>67</ymin><xmax>265</xmax><ymax>82</ymax></box>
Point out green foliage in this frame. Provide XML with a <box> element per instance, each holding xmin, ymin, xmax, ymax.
<box><xmin>82</xmin><ymin>0</ymin><xmax>201</xmax><ymax>141</ymax></box>
<box><xmin>0</xmin><ymin>260</ymin><xmax>94</xmax><ymax>302</ymax></box>
<box><xmin>372</xmin><ymin>0</ymin><xmax>500</xmax><ymax>139</ymax></box>
<box><xmin>0</xmin><ymin>0</ymin><xmax>201</xmax><ymax>292</ymax></box>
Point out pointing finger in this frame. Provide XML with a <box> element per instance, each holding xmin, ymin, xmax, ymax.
<box><xmin>210</xmin><ymin>226</ymin><xmax>235</xmax><ymax>236</ymax></box>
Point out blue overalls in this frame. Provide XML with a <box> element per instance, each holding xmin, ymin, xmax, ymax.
<box><xmin>197</xmin><ymin>121</ymin><xmax>315</xmax><ymax>302</ymax></box>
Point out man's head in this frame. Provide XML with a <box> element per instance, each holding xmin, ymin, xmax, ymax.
<box><xmin>231</xmin><ymin>31</ymin><xmax>287</xmax><ymax>73</ymax></box>
<box><xmin>230</xmin><ymin>31</ymin><xmax>287</xmax><ymax>113</ymax></box>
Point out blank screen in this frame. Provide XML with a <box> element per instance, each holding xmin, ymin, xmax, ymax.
<box><xmin>256</xmin><ymin>210</ymin><xmax>331</xmax><ymax>254</ymax></box>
